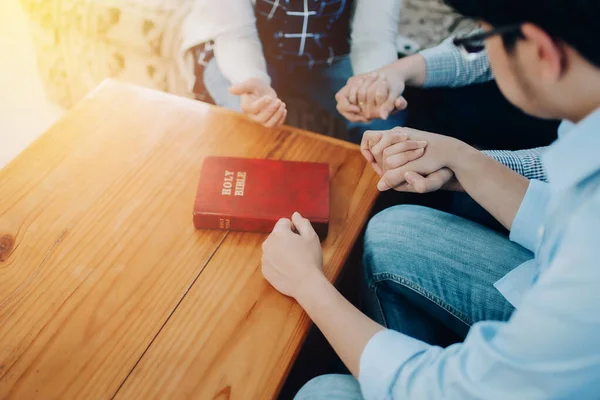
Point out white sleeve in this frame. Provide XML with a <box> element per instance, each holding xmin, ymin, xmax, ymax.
<box><xmin>203</xmin><ymin>0</ymin><xmax>271</xmax><ymax>85</ymax></box>
<box><xmin>350</xmin><ymin>0</ymin><xmax>401</xmax><ymax>75</ymax></box>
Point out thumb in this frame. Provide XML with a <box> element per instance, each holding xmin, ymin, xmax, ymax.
<box><xmin>395</xmin><ymin>96</ymin><xmax>408</xmax><ymax>110</ymax></box>
<box><xmin>229</xmin><ymin>80</ymin><xmax>257</xmax><ymax>96</ymax></box>
<box><xmin>272</xmin><ymin>218</ymin><xmax>293</xmax><ymax>233</ymax></box>
<box><xmin>291</xmin><ymin>212</ymin><xmax>317</xmax><ymax>239</ymax></box>
<box><xmin>405</xmin><ymin>169</ymin><xmax>453</xmax><ymax>193</ymax></box>
<box><xmin>379</xmin><ymin>101</ymin><xmax>396</xmax><ymax>120</ymax></box>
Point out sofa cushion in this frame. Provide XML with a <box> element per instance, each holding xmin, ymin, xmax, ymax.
<box><xmin>21</xmin><ymin>0</ymin><xmax>192</xmax><ymax>58</ymax></box>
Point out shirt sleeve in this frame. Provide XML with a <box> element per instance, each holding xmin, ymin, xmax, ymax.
<box><xmin>482</xmin><ymin>147</ymin><xmax>548</xmax><ymax>182</ymax></box>
<box><xmin>419</xmin><ymin>36</ymin><xmax>493</xmax><ymax>88</ymax></box>
<box><xmin>350</xmin><ymin>0</ymin><xmax>401</xmax><ymax>75</ymax></box>
<box><xmin>210</xmin><ymin>0</ymin><xmax>271</xmax><ymax>85</ymax></box>
<box><xmin>359</xmin><ymin>205</ymin><xmax>600</xmax><ymax>399</ymax></box>
<box><xmin>509</xmin><ymin>180</ymin><xmax>550</xmax><ymax>252</ymax></box>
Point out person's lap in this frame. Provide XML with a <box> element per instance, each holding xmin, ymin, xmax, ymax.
<box><xmin>294</xmin><ymin>205</ymin><xmax>533</xmax><ymax>399</ymax></box>
<box><xmin>362</xmin><ymin>205</ymin><xmax>532</xmax><ymax>342</ymax></box>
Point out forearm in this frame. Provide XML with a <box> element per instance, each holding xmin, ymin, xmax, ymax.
<box><xmin>214</xmin><ymin>32</ymin><xmax>270</xmax><ymax>85</ymax></box>
<box><xmin>350</xmin><ymin>0</ymin><xmax>401</xmax><ymax>75</ymax></box>
<box><xmin>449</xmin><ymin>143</ymin><xmax>529</xmax><ymax>230</ymax></box>
<box><xmin>379</xmin><ymin>54</ymin><xmax>428</xmax><ymax>87</ymax></box>
<box><xmin>296</xmin><ymin>272</ymin><xmax>385</xmax><ymax>378</ymax></box>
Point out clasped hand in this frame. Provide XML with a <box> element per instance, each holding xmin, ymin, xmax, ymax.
<box><xmin>336</xmin><ymin>71</ymin><xmax>408</xmax><ymax>122</ymax></box>
<box><xmin>361</xmin><ymin>127</ymin><xmax>462</xmax><ymax>193</ymax></box>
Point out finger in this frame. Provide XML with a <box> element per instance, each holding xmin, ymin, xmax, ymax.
<box><xmin>348</xmin><ymin>78</ymin><xmax>363</xmax><ymax>105</ymax></box>
<box><xmin>264</xmin><ymin>103</ymin><xmax>286</xmax><ymax>128</ymax></box>
<box><xmin>384</xmin><ymin>148</ymin><xmax>425</xmax><ymax>171</ymax></box>
<box><xmin>371</xmin><ymin>162</ymin><xmax>383</xmax><ymax>176</ymax></box>
<box><xmin>254</xmin><ymin>98</ymin><xmax>281</xmax><ymax>124</ymax></box>
<box><xmin>336</xmin><ymin>88</ymin><xmax>361</xmax><ymax>114</ymax></box>
<box><xmin>272</xmin><ymin>218</ymin><xmax>292</xmax><ymax>233</ymax></box>
<box><xmin>275</xmin><ymin>108</ymin><xmax>288</xmax><ymax>127</ymax></box>
<box><xmin>405</xmin><ymin>169</ymin><xmax>454</xmax><ymax>194</ymax></box>
<box><xmin>395</xmin><ymin>96</ymin><xmax>408</xmax><ymax>111</ymax></box>
<box><xmin>229</xmin><ymin>80</ymin><xmax>257</xmax><ymax>96</ymax></box>
<box><xmin>370</xmin><ymin>129</ymin><xmax>409</xmax><ymax>160</ymax></box>
<box><xmin>336</xmin><ymin>102</ymin><xmax>363</xmax><ymax>118</ymax></box>
<box><xmin>383</xmin><ymin>140</ymin><xmax>427</xmax><ymax>158</ymax></box>
<box><xmin>357</xmin><ymin>73</ymin><xmax>377</xmax><ymax>108</ymax></box>
<box><xmin>334</xmin><ymin>86</ymin><xmax>347</xmax><ymax>103</ymax></box>
<box><xmin>344</xmin><ymin>113</ymin><xmax>369</xmax><ymax>123</ymax></box>
<box><xmin>339</xmin><ymin>107</ymin><xmax>369</xmax><ymax>122</ymax></box>
<box><xmin>291</xmin><ymin>212</ymin><xmax>317</xmax><ymax>239</ymax></box>
<box><xmin>391</xmin><ymin>181</ymin><xmax>414</xmax><ymax>193</ymax></box>
<box><xmin>363</xmin><ymin>82</ymin><xmax>381</xmax><ymax>118</ymax></box>
<box><xmin>373</xmin><ymin>78</ymin><xmax>388</xmax><ymax>108</ymax></box>
<box><xmin>379</xmin><ymin>79</ymin><xmax>403</xmax><ymax>119</ymax></box>
<box><xmin>360</xmin><ymin>131</ymin><xmax>383</xmax><ymax>162</ymax></box>
<box><xmin>248</xmin><ymin>95</ymin><xmax>275</xmax><ymax>116</ymax></box>
<box><xmin>383</xmin><ymin>141</ymin><xmax>427</xmax><ymax>170</ymax></box>
<box><xmin>377</xmin><ymin>167</ymin><xmax>409</xmax><ymax>191</ymax></box>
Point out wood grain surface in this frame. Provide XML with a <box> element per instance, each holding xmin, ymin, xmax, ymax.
<box><xmin>0</xmin><ymin>80</ymin><xmax>380</xmax><ymax>399</ymax></box>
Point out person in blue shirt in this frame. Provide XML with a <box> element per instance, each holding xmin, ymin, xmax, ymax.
<box><xmin>260</xmin><ymin>0</ymin><xmax>600</xmax><ymax>398</ymax></box>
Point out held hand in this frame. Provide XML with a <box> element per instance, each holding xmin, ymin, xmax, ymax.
<box><xmin>261</xmin><ymin>212</ymin><xmax>324</xmax><ymax>299</ymax></box>
<box><xmin>229</xmin><ymin>78</ymin><xmax>287</xmax><ymax>128</ymax></box>
<box><xmin>377</xmin><ymin>128</ymin><xmax>466</xmax><ymax>191</ymax></box>
<box><xmin>397</xmin><ymin>169</ymin><xmax>462</xmax><ymax>193</ymax></box>
<box><xmin>361</xmin><ymin>128</ymin><xmax>426</xmax><ymax>176</ymax></box>
<box><xmin>336</xmin><ymin>71</ymin><xmax>407</xmax><ymax>122</ymax></box>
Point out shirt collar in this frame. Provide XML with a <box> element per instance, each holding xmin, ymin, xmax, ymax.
<box><xmin>543</xmin><ymin>107</ymin><xmax>600</xmax><ymax>192</ymax></box>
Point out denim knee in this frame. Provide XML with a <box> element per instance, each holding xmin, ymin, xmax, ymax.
<box><xmin>363</xmin><ymin>205</ymin><xmax>439</xmax><ymax>286</ymax></box>
<box><xmin>294</xmin><ymin>374</ymin><xmax>362</xmax><ymax>400</ymax></box>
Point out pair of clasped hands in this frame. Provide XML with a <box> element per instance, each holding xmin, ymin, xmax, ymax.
<box><xmin>338</xmin><ymin>71</ymin><xmax>461</xmax><ymax>194</ymax></box>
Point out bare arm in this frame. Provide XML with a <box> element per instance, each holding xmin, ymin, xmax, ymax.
<box><xmin>374</xmin><ymin>129</ymin><xmax>530</xmax><ymax>230</ymax></box>
<box><xmin>296</xmin><ymin>272</ymin><xmax>385</xmax><ymax>377</ymax></box>
<box><xmin>449</xmin><ymin>144</ymin><xmax>530</xmax><ymax>230</ymax></box>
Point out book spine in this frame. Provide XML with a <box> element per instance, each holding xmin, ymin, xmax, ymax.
<box><xmin>193</xmin><ymin>213</ymin><xmax>275</xmax><ymax>233</ymax></box>
<box><xmin>193</xmin><ymin>213</ymin><xmax>328</xmax><ymax>239</ymax></box>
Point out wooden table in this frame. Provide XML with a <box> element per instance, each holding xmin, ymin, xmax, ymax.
<box><xmin>0</xmin><ymin>80</ymin><xmax>379</xmax><ymax>399</ymax></box>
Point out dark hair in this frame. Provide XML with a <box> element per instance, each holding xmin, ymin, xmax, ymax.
<box><xmin>444</xmin><ymin>0</ymin><xmax>600</xmax><ymax>68</ymax></box>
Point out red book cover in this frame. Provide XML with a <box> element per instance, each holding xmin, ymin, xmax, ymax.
<box><xmin>193</xmin><ymin>157</ymin><xmax>330</xmax><ymax>238</ymax></box>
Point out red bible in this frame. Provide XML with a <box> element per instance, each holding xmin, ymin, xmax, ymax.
<box><xmin>193</xmin><ymin>157</ymin><xmax>330</xmax><ymax>238</ymax></box>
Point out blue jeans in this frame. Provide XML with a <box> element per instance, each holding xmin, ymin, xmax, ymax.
<box><xmin>295</xmin><ymin>205</ymin><xmax>533</xmax><ymax>399</ymax></box>
<box><xmin>203</xmin><ymin>56</ymin><xmax>406</xmax><ymax>143</ymax></box>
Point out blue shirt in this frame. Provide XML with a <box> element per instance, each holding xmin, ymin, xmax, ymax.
<box><xmin>359</xmin><ymin>108</ymin><xmax>600</xmax><ymax>399</ymax></box>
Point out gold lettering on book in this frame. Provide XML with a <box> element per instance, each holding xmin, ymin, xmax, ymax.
<box><xmin>235</xmin><ymin>171</ymin><xmax>246</xmax><ymax>196</ymax></box>
<box><xmin>219</xmin><ymin>218</ymin><xmax>231</xmax><ymax>229</ymax></box>
<box><xmin>222</xmin><ymin>170</ymin><xmax>234</xmax><ymax>195</ymax></box>
<box><xmin>222</xmin><ymin>170</ymin><xmax>247</xmax><ymax>197</ymax></box>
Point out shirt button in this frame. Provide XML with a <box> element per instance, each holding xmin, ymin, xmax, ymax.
<box><xmin>538</xmin><ymin>226</ymin><xmax>545</xmax><ymax>238</ymax></box>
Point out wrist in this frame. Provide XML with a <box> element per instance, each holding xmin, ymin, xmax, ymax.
<box><xmin>446</xmin><ymin>140</ymin><xmax>481</xmax><ymax>176</ymax></box>
<box><xmin>386</xmin><ymin>54</ymin><xmax>427</xmax><ymax>87</ymax></box>
<box><xmin>294</xmin><ymin>268</ymin><xmax>332</xmax><ymax>307</ymax></box>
